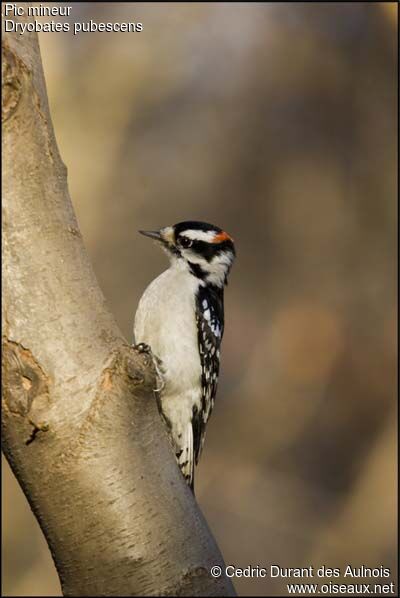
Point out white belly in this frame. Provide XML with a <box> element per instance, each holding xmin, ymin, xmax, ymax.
<box><xmin>134</xmin><ymin>266</ymin><xmax>202</xmax><ymax>441</ymax></box>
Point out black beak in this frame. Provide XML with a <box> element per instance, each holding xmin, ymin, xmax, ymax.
<box><xmin>139</xmin><ymin>230</ymin><xmax>162</xmax><ymax>241</ymax></box>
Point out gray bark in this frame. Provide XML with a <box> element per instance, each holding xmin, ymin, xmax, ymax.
<box><xmin>1</xmin><ymin>15</ymin><xmax>235</xmax><ymax>598</ymax></box>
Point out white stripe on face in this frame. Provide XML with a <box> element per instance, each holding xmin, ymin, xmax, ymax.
<box><xmin>205</xmin><ymin>251</ymin><xmax>234</xmax><ymax>287</ymax></box>
<box><xmin>183</xmin><ymin>229</ymin><xmax>218</xmax><ymax>242</ymax></box>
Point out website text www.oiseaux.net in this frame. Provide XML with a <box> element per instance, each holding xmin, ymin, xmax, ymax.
<box><xmin>210</xmin><ymin>565</ymin><xmax>396</xmax><ymax>595</ymax></box>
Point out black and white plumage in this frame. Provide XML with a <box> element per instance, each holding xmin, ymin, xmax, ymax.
<box><xmin>193</xmin><ymin>284</ymin><xmax>224</xmax><ymax>465</ymax></box>
<box><xmin>133</xmin><ymin>221</ymin><xmax>235</xmax><ymax>491</ymax></box>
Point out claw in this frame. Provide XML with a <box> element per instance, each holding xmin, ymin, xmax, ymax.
<box><xmin>153</xmin><ymin>355</ymin><xmax>166</xmax><ymax>393</ymax></box>
<box><xmin>133</xmin><ymin>342</ymin><xmax>152</xmax><ymax>354</ymax></box>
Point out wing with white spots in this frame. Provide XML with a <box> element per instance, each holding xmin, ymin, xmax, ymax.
<box><xmin>193</xmin><ymin>286</ymin><xmax>224</xmax><ymax>464</ymax></box>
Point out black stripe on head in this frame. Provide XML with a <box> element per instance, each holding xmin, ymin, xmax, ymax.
<box><xmin>186</xmin><ymin>239</ymin><xmax>234</xmax><ymax>262</ymax></box>
<box><xmin>188</xmin><ymin>262</ymin><xmax>207</xmax><ymax>280</ymax></box>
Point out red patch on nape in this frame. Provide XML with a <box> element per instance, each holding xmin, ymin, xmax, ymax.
<box><xmin>213</xmin><ymin>231</ymin><xmax>233</xmax><ymax>243</ymax></box>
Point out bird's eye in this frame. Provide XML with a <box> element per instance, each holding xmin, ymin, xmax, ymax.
<box><xmin>179</xmin><ymin>236</ymin><xmax>193</xmax><ymax>248</ymax></box>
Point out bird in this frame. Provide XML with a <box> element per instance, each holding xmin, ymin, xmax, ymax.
<box><xmin>133</xmin><ymin>221</ymin><xmax>236</xmax><ymax>491</ymax></box>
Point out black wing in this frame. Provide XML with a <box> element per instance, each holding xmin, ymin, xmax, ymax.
<box><xmin>192</xmin><ymin>285</ymin><xmax>224</xmax><ymax>464</ymax></box>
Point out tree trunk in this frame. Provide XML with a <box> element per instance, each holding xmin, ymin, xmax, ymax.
<box><xmin>1</xmin><ymin>13</ymin><xmax>235</xmax><ymax>598</ymax></box>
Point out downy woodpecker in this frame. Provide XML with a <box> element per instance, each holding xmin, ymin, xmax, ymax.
<box><xmin>134</xmin><ymin>221</ymin><xmax>235</xmax><ymax>490</ymax></box>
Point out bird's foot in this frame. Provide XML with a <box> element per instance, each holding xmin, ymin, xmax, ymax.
<box><xmin>132</xmin><ymin>342</ymin><xmax>166</xmax><ymax>393</ymax></box>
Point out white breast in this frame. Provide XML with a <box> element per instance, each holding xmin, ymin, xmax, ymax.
<box><xmin>134</xmin><ymin>264</ymin><xmax>202</xmax><ymax>432</ymax></box>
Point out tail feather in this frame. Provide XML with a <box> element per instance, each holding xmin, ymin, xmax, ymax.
<box><xmin>177</xmin><ymin>424</ymin><xmax>195</xmax><ymax>492</ymax></box>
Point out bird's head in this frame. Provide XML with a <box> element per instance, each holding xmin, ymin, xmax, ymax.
<box><xmin>139</xmin><ymin>221</ymin><xmax>236</xmax><ymax>288</ymax></box>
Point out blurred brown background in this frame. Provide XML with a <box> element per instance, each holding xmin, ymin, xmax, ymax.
<box><xmin>2</xmin><ymin>2</ymin><xmax>397</xmax><ymax>596</ymax></box>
